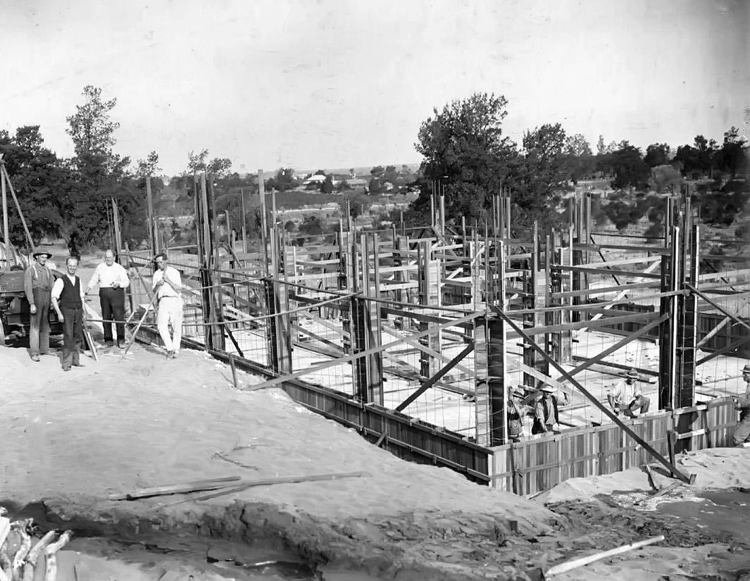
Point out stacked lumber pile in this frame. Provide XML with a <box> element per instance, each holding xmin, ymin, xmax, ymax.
<box><xmin>0</xmin><ymin>509</ymin><xmax>72</xmax><ymax>581</ymax></box>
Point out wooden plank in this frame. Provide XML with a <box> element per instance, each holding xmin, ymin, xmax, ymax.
<box><xmin>558</xmin><ymin>265</ymin><xmax>662</xmax><ymax>279</ymax></box>
<box><xmin>110</xmin><ymin>476</ymin><xmax>241</xmax><ymax>500</ymax></box>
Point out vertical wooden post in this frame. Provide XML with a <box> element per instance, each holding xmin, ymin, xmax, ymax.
<box><xmin>198</xmin><ymin>173</ymin><xmax>214</xmax><ymax>350</ymax></box>
<box><xmin>146</xmin><ymin>177</ymin><xmax>157</xmax><ymax>256</ymax></box>
<box><xmin>477</xmin><ymin>240</ymin><xmax>508</xmax><ymax>446</ymax></box>
<box><xmin>1</xmin><ymin>160</ymin><xmax>8</xmax><ymax>262</ymax></box>
<box><xmin>258</xmin><ymin>169</ymin><xmax>268</xmax><ymax>276</ymax></box>
<box><xmin>240</xmin><ymin>187</ymin><xmax>248</xmax><ymax>255</ymax></box>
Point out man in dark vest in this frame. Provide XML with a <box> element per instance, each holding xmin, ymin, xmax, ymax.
<box><xmin>23</xmin><ymin>250</ymin><xmax>55</xmax><ymax>361</ymax></box>
<box><xmin>51</xmin><ymin>256</ymin><xmax>86</xmax><ymax>371</ymax></box>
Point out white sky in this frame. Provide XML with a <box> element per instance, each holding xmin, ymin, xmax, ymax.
<box><xmin>2</xmin><ymin>0</ymin><xmax>748</xmax><ymax>176</ymax></box>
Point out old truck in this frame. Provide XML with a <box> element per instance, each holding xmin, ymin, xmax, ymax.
<box><xmin>0</xmin><ymin>244</ymin><xmax>63</xmax><ymax>343</ymax></box>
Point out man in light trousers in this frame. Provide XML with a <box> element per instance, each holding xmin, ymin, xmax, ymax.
<box><xmin>151</xmin><ymin>252</ymin><xmax>183</xmax><ymax>359</ymax></box>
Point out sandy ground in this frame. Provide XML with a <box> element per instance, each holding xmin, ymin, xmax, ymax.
<box><xmin>1</xmin><ymin>246</ymin><xmax>750</xmax><ymax>580</ymax></box>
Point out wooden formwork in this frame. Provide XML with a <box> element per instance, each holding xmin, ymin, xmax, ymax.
<box><xmin>489</xmin><ymin>398</ymin><xmax>737</xmax><ymax>495</ymax></box>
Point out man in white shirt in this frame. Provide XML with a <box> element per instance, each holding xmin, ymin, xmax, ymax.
<box><xmin>608</xmin><ymin>369</ymin><xmax>651</xmax><ymax>418</ymax></box>
<box><xmin>151</xmin><ymin>252</ymin><xmax>183</xmax><ymax>360</ymax></box>
<box><xmin>86</xmin><ymin>249</ymin><xmax>130</xmax><ymax>348</ymax></box>
<box><xmin>51</xmin><ymin>256</ymin><xmax>87</xmax><ymax>371</ymax></box>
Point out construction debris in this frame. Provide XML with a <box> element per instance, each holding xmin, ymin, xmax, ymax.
<box><xmin>0</xmin><ymin>515</ymin><xmax>72</xmax><ymax>581</ymax></box>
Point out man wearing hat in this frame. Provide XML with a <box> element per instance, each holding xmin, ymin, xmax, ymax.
<box><xmin>732</xmin><ymin>363</ymin><xmax>750</xmax><ymax>445</ymax></box>
<box><xmin>507</xmin><ymin>387</ymin><xmax>528</xmax><ymax>443</ymax></box>
<box><xmin>608</xmin><ymin>369</ymin><xmax>651</xmax><ymax>418</ymax></box>
<box><xmin>23</xmin><ymin>250</ymin><xmax>55</xmax><ymax>362</ymax></box>
<box><xmin>532</xmin><ymin>383</ymin><xmax>559</xmax><ymax>435</ymax></box>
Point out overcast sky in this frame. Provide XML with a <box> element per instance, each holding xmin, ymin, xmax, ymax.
<box><xmin>2</xmin><ymin>0</ymin><xmax>748</xmax><ymax>176</ymax></box>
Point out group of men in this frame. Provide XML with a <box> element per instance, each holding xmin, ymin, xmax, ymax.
<box><xmin>23</xmin><ymin>249</ymin><xmax>184</xmax><ymax>370</ymax></box>
<box><xmin>506</xmin><ymin>368</ymin><xmax>651</xmax><ymax>443</ymax></box>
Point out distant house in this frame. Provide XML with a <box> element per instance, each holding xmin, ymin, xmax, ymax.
<box><xmin>302</xmin><ymin>174</ymin><xmax>327</xmax><ymax>186</ymax></box>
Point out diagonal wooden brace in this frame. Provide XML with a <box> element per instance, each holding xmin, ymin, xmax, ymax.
<box><xmin>492</xmin><ymin>308</ymin><xmax>693</xmax><ymax>484</ymax></box>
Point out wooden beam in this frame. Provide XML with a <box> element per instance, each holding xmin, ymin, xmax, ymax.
<box><xmin>245</xmin><ymin>312</ymin><xmax>482</xmax><ymax>391</ymax></box>
<box><xmin>395</xmin><ymin>342</ymin><xmax>475</xmax><ymax>412</ymax></box>
<box><xmin>555</xmin><ymin>314</ymin><xmax>668</xmax><ymax>382</ymax></box>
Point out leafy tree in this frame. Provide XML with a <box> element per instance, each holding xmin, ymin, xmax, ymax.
<box><xmin>414</xmin><ymin>92</ymin><xmax>516</xmax><ymax>222</ymax></box>
<box><xmin>644</xmin><ymin>143</ymin><xmax>670</xmax><ymax>167</ymax></box>
<box><xmin>649</xmin><ymin>165</ymin><xmax>683</xmax><ymax>194</ymax></box>
<box><xmin>715</xmin><ymin>126</ymin><xmax>748</xmax><ymax>179</ymax></box>
<box><xmin>609</xmin><ymin>142</ymin><xmax>650</xmax><ymax>190</ymax></box>
<box><xmin>266</xmin><ymin>167</ymin><xmax>298</xmax><ymax>192</ymax></box>
<box><xmin>510</xmin><ymin>123</ymin><xmax>572</xmax><ymax>221</ymax></box>
<box><xmin>320</xmin><ymin>174</ymin><xmax>335</xmax><ymax>193</ymax></box>
<box><xmin>135</xmin><ymin>151</ymin><xmax>161</xmax><ymax>178</ymax></box>
<box><xmin>284</xmin><ymin>220</ymin><xmax>296</xmax><ymax>233</ymax></box>
<box><xmin>298</xmin><ymin>215</ymin><xmax>323</xmax><ymax>236</ymax></box>
<box><xmin>186</xmin><ymin>149</ymin><xmax>233</xmax><ymax>177</ymax></box>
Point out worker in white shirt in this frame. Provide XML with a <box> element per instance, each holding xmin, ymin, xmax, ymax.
<box><xmin>151</xmin><ymin>252</ymin><xmax>183</xmax><ymax>359</ymax></box>
<box><xmin>608</xmin><ymin>369</ymin><xmax>651</xmax><ymax>418</ymax></box>
<box><xmin>86</xmin><ymin>249</ymin><xmax>130</xmax><ymax>348</ymax></box>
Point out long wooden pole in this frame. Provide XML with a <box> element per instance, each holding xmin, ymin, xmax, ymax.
<box><xmin>240</xmin><ymin>186</ymin><xmax>247</xmax><ymax>254</ymax></box>
<box><xmin>146</xmin><ymin>176</ymin><xmax>155</xmax><ymax>256</ymax></box>
<box><xmin>1</xmin><ymin>161</ymin><xmax>9</xmax><ymax>265</ymax></box>
<box><xmin>546</xmin><ymin>535</ymin><xmax>665</xmax><ymax>577</ymax></box>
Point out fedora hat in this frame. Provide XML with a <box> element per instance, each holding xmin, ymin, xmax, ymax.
<box><xmin>511</xmin><ymin>386</ymin><xmax>525</xmax><ymax>398</ymax></box>
<box><xmin>541</xmin><ymin>384</ymin><xmax>555</xmax><ymax>393</ymax></box>
<box><xmin>32</xmin><ymin>250</ymin><xmax>52</xmax><ymax>259</ymax></box>
<box><xmin>743</xmin><ymin>363</ymin><xmax>750</xmax><ymax>374</ymax></box>
<box><xmin>625</xmin><ymin>369</ymin><xmax>638</xmax><ymax>380</ymax></box>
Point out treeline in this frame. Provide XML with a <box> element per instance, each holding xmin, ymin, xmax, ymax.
<box><xmin>406</xmin><ymin>93</ymin><xmax>749</xmax><ymax>231</ymax></box>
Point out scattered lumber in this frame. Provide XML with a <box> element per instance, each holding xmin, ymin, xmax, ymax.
<box><xmin>108</xmin><ymin>475</ymin><xmax>242</xmax><ymax>501</ymax></box>
<box><xmin>651</xmin><ymin>480</ymin><xmax>683</xmax><ymax>499</ymax></box>
<box><xmin>166</xmin><ymin>470</ymin><xmax>372</xmax><ymax>506</ymax></box>
<box><xmin>545</xmin><ymin>535</ymin><xmax>665</xmax><ymax>577</ymax></box>
<box><xmin>0</xmin><ymin>517</ymin><xmax>72</xmax><ymax>581</ymax></box>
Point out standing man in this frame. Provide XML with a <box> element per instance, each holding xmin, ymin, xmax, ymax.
<box><xmin>51</xmin><ymin>256</ymin><xmax>86</xmax><ymax>371</ymax></box>
<box><xmin>86</xmin><ymin>249</ymin><xmax>130</xmax><ymax>348</ymax></box>
<box><xmin>151</xmin><ymin>253</ymin><xmax>183</xmax><ymax>359</ymax></box>
<box><xmin>608</xmin><ymin>369</ymin><xmax>651</xmax><ymax>418</ymax></box>
<box><xmin>507</xmin><ymin>387</ymin><xmax>528</xmax><ymax>443</ymax></box>
<box><xmin>24</xmin><ymin>250</ymin><xmax>55</xmax><ymax>362</ymax></box>
<box><xmin>532</xmin><ymin>384</ymin><xmax>560</xmax><ymax>435</ymax></box>
<box><xmin>732</xmin><ymin>363</ymin><xmax>750</xmax><ymax>446</ymax></box>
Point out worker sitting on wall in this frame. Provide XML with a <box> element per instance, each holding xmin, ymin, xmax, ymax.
<box><xmin>732</xmin><ymin>363</ymin><xmax>750</xmax><ymax>446</ymax></box>
<box><xmin>608</xmin><ymin>369</ymin><xmax>650</xmax><ymax>418</ymax></box>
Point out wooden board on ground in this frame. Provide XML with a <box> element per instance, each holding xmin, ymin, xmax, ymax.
<box><xmin>83</xmin><ymin>326</ymin><xmax>98</xmax><ymax>361</ymax></box>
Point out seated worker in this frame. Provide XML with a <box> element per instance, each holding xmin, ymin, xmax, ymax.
<box><xmin>608</xmin><ymin>369</ymin><xmax>650</xmax><ymax>418</ymax></box>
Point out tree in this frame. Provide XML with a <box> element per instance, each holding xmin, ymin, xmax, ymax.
<box><xmin>64</xmin><ymin>86</ymin><xmax>137</xmax><ymax>252</ymax></box>
<box><xmin>609</xmin><ymin>142</ymin><xmax>650</xmax><ymax>190</ymax></box>
<box><xmin>644</xmin><ymin>143</ymin><xmax>670</xmax><ymax>168</ymax></box>
<box><xmin>135</xmin><ymin>151</ymin><xmax>161</xmax><ymax>178</ymax></box>
<box><xmin>186</xmin><ymin>150</ymin><xmax>233</xmax><ymax>177</ymax></box>
<box><xmin>649</xmin><ymin>164</ymin><xmax>683</xmax><ymax>194</ymax></box>
<box><xmin>511</xmin><ymin>123</ymin><xmax>572</xmax><ymax>221</ymax></box>
<box><xmin>414</xmin><ymin>92</ymin><xmax>516</xmax><ymax>222</ymax></box>
<box><xmin>266</xmin><ymin>167</ymin><xmax>298</xmax><ymax>192</ymax></box>
<box><xmin>715</xmin><ymin>126</ymin><xmax>748</xmax><ymax>179</ymax></box>
<box><xmin>66</xmin><ymin>85</ymin><xmax>124</xmax><ymax>175</ymax></box>
<box><xmin>320</xmin><ymin>174</ymin><xmax>335</xmax><ymax>193</ymax></box>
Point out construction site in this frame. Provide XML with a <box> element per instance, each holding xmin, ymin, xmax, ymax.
<box><xmin>2</xmin><ymin>166</ymin><xmax>750</xmax><ymax>580</ymax></box>
<box><xmin>116</xmin><ymin>172</ymin><xmax>750</xmax><ymax>493</ymax></box>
